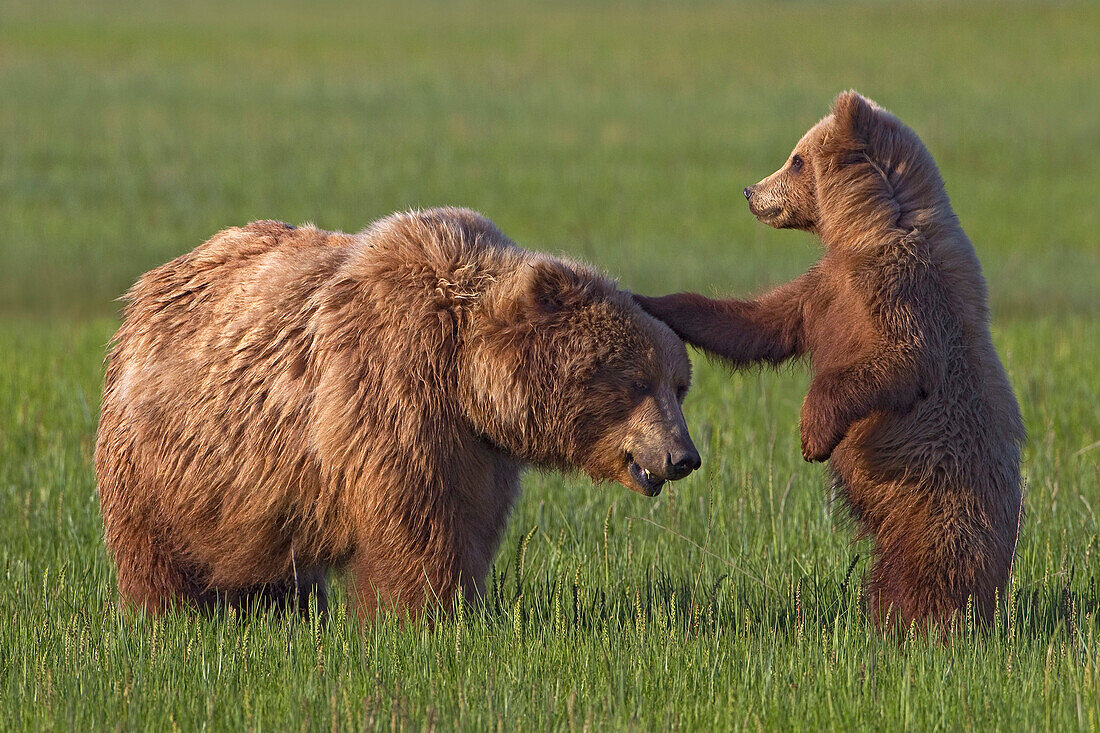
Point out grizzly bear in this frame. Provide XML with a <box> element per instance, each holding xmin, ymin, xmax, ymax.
<box><xmin>636</xmin><ymin>91</ymin><xmax>1024</xmax><ymax>630</ymax></box>
<box><xmin>96</xmin><ymin>208</ymin><xmax>700</xmax><ymax>620</ymax></box>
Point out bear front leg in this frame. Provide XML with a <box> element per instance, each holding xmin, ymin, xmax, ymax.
<box><xmin>800</xmin><ymin>353</ymin><xmax>927</xmax><ymax>462</ymax></box>
<box><xmin>109</xmin><ymin>520</ymin><xmax>199</xmax><ymax>614</ymax></box>
<box><xmin>347</xmin><ymin>547</ymin><xmax>463</xmax><ymax>624</ymax></box>
<box><xmin>634</xmin><ymin>275</ymin><xmax>812</xmax><ymax>367</ymax></box>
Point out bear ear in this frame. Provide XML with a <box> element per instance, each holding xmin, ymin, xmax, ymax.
<box><xmin>831</xmin><ymin>90</ymin><xmax>876</xmax><ymax>143</ymax></box>
<box><xmin>518</xmin><ymin>258</ymin><xmax>594</xmax><ymax>317</ymax></box>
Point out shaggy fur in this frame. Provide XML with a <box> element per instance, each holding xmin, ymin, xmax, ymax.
<box><xmin>96</xmin><ymin>208</ymin><xmax>698</xmax><ymax>620</ymax></box>
<box><xmin>637</xmin><ymin>92</ymin><xmax>1024</xmax><ymax>630</ymax></box>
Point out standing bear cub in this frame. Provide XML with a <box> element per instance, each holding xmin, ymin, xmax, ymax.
<box><xmin>638</xmin><ymin>92</ymin><xmax>1024</xmax><ymax>630</ymax></box>
<box><xmin>97</xmin><ymin>208</ymin><xmax>699</xmax><ymax>619</ymax></box>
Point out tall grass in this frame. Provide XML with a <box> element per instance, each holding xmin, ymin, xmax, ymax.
<box><xmin>3</xmin><ymin>316</ymin><xmax>1098</xmax><ymax>729</ymax></box>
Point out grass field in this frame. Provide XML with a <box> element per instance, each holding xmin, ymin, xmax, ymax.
<box><xmin>2</xmin><ymin>1</ymin><xmax>1099</xmax><ymax>729</ymax></box>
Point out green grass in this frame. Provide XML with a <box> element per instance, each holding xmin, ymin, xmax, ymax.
<box><xmin>2</xmin><ymin>1</ymin><xmax>1099</xmax><ymax>729</ymax></box>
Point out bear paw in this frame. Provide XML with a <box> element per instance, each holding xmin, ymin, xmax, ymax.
<box><xmin>799</xmin><ymin>399</ymin><xmax>845</xmax><ymax>463</ymax></box>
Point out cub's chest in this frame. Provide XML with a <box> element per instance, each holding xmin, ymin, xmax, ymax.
<box><xmin>804</xmin><ymin>270</ymin><xmax>877</xmax><ymax>372</ymax></box>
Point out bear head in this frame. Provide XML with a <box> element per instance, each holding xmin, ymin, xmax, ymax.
<box><xmin>743</xmin><ymin>90</ymin><xmax>948</xmax><ymax>245</ymax></box>
<box><xmin>464</xmin><ymin>256</ymin><xmax>699</xmax><ymax>496</ymax></box>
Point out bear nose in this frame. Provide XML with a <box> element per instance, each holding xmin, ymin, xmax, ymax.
<box><xmin>665</xmin><ymin>447</ymin><xmax>701</xmax><ymax>479</ymax></box>
<box><xmin>743</xmin><ymin>187</ymin><xmax>753</xmax><ymax>200</ymax></box>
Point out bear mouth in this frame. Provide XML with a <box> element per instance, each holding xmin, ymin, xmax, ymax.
<box><xmin>627</xmin><ymin>456</ymin><xmax>666</xmax><ymax>496</ymax></box>
<box><xmin>751</xmin><ymin>205</ymin><xmax>782</xmax><ymax>221</ymax></box>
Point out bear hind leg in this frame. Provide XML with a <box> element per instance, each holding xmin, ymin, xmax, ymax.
<box><xmin>865</xmin><ymin>514</ymin><xmax>1013</xmax><ymax>633</ymax></box>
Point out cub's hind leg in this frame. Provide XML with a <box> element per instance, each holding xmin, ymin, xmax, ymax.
<box><xmin>862</xmin><ymin>484</ymin><xmax>1016</xmax><ymax>632</ymax></box>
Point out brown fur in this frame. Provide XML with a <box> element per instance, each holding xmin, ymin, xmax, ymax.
<box><xmin>636</xmin><ymin>92</ymin><xmax>1024</xmax><ymax>630</ymax></box>
<box><xmin>96</xmin><ymin>208</ymin><xmax>698</xmax><ymax>620</ymax></box>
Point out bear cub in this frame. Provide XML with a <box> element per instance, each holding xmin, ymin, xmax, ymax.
<box><xmin>97</xmin><ymin>208</ymin><xmax>699</xmax><ymax>620</ymax></box>
<box><xmin>638</xmin><ymin>92</ymin><xmax>1024</xmax><ymax>630</ymax></box>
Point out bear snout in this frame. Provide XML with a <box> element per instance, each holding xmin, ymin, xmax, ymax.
<box><xmin>663</xmin><ymin>444</ymin><xmax>701</xmax><ymax>480</ymax></box>
<box><xmin>743</xmin><ymin>184</ymin><xmax>780</xmax><ymax>220</ymax></box>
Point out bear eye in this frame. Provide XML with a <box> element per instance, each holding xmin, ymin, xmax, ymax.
<box><xmin>790</xmin><ymin>154</ymin><xmax>804</xmax><ymax>172</ymax></box>
<box><xmin>631</xmin><ymin>380</ymin><xmax>651</xmax><ymax>396</ymax></box>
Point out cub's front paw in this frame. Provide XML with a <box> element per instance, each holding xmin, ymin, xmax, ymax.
<box><xmin>799</xmin><ymin>399</ymin><xmax>844</xmax><ymax>463</ymax></box>
<box><xmin>799</xmin><ymin>425</ymin><xmax>837</xmax><ymax>463</ymax></box>
<box><xmin>631</xmin><ymin>293</ymin><xmax>689</xmax><ymax>339</ymax></box>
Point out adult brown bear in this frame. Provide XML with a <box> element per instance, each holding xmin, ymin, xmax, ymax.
<box><xmin>637</xmin><ymin>92</ymin><xmax>1024</xmax><ymax>630</ymax></box>
<box><xmin>96</xmin><ymin>208</ymin><xmax>699</xmax><ymax>620</ymax></box>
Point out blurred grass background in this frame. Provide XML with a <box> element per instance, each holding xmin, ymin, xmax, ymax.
<box><xmin>2</xmin><ymin>0</ymin><xmax>1099</xmax><ymax>729</ymax></box>
<box><xmin>2</xmin><ymin>0</ymin><xmax>1097</xmax><ymax>315</ymax></box>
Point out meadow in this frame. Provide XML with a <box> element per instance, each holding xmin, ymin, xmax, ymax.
<box><xmin>2</xmin><ymin>1</ymin><xmax>1098</xmax><ymax>729</ymax></box>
